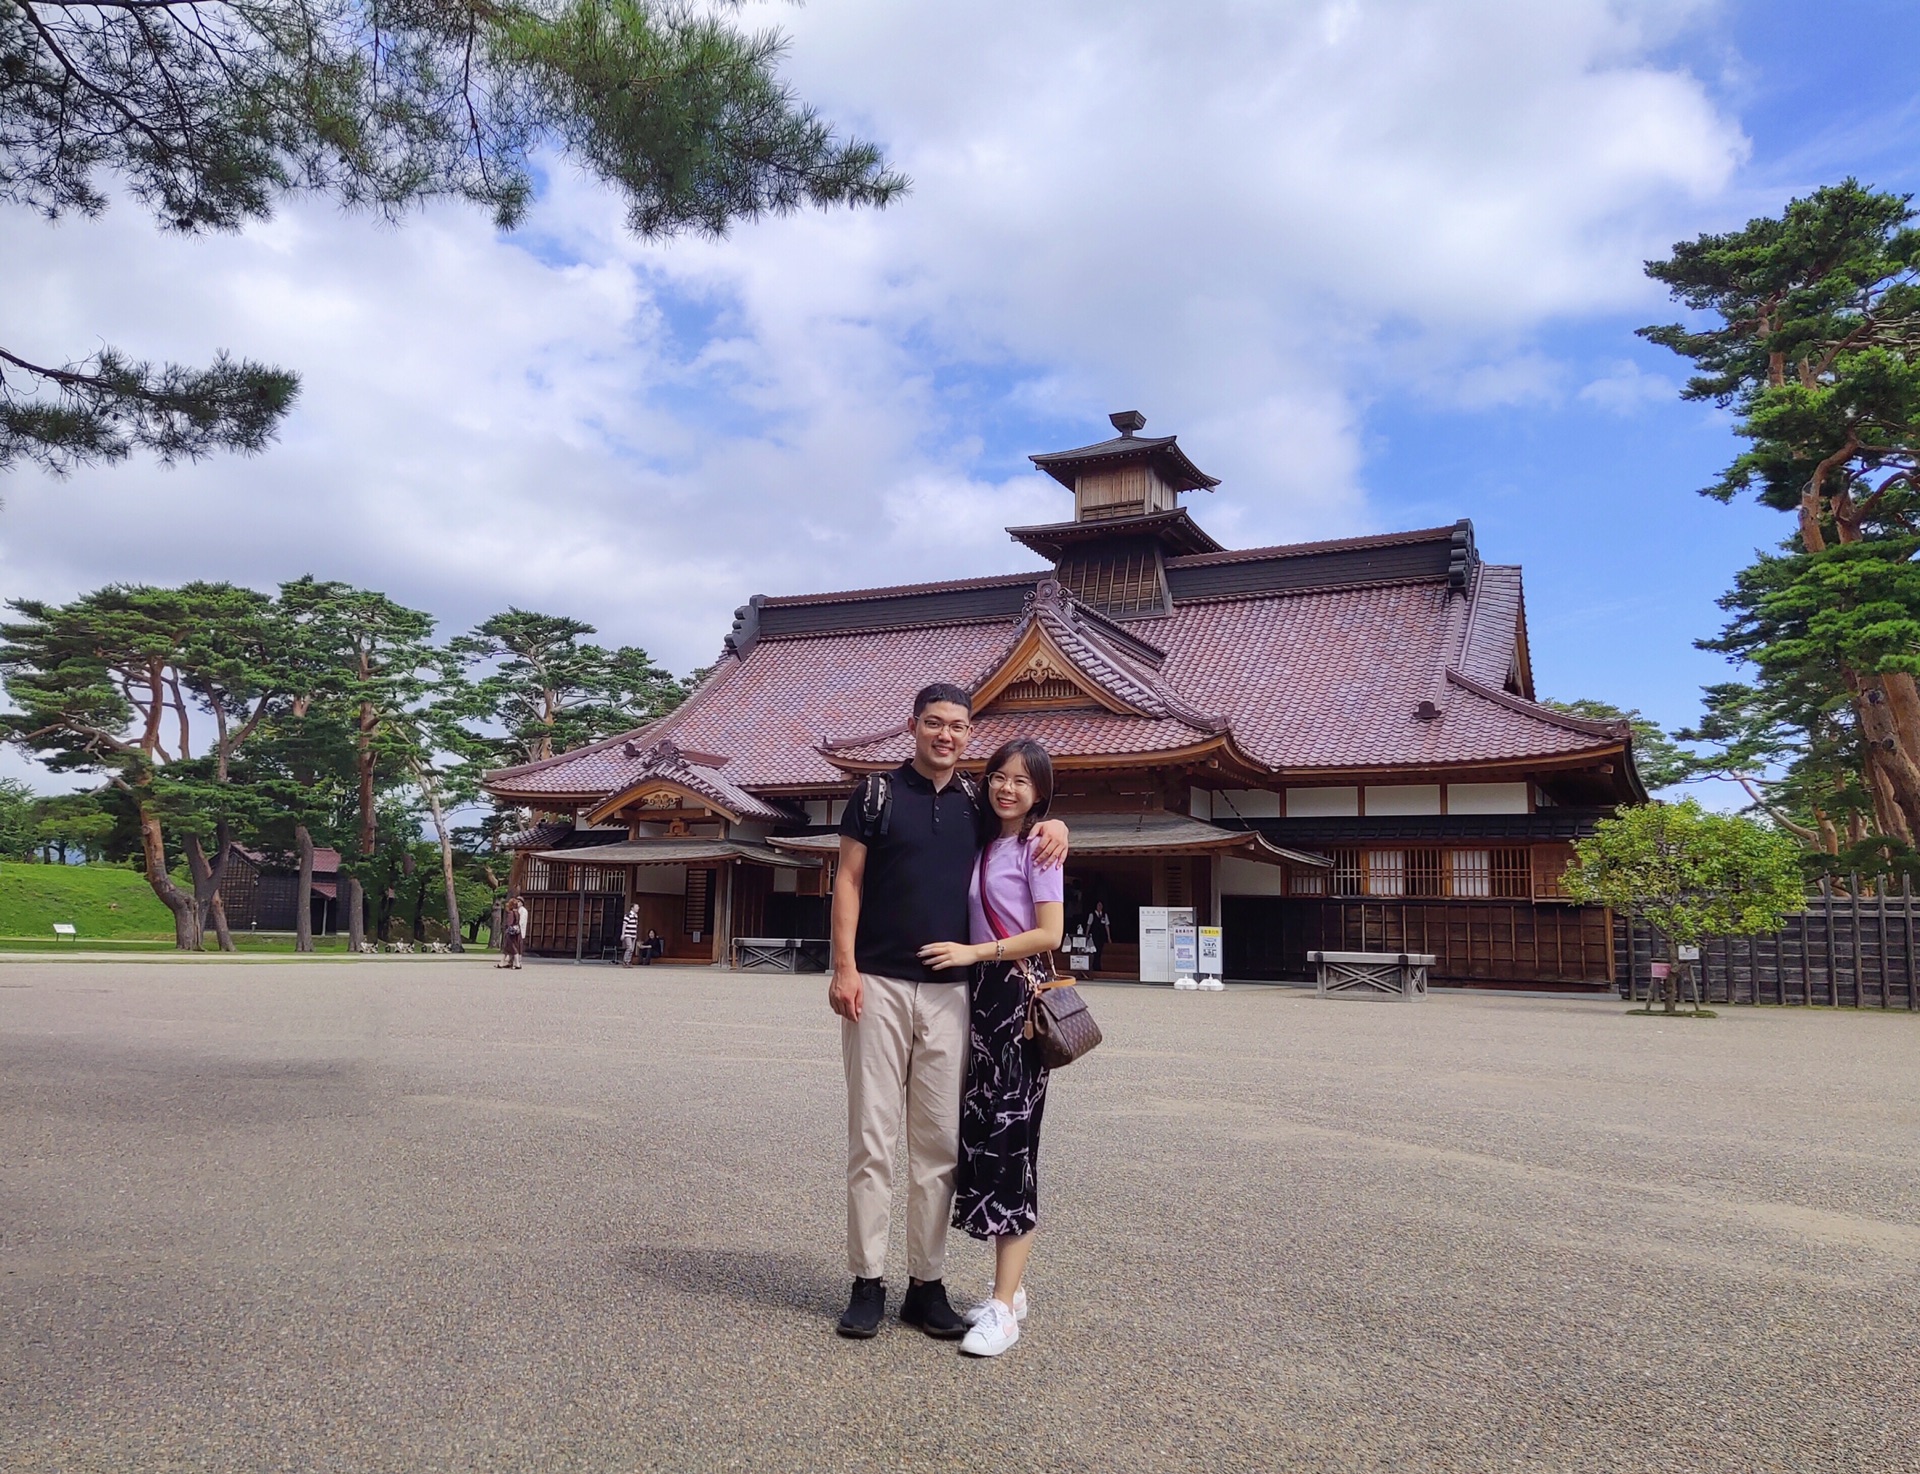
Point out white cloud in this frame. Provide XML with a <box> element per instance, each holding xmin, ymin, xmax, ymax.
<box><xmin>1579</xmin><ymin>358</ymin><xmax>1682</xmax><ymax>413</ymax></box>
<box><xmin>1</xmin><ymin>0</ymin><xmax>1748</xmax><ymax>791</ymax></box>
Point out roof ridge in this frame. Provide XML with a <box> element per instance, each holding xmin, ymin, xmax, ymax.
<box><xmin>1443</xmin><ymin>668</ymin><xmax>1630</xmax><ymax>738</ymax></box>
<box><xmin>1166</xmin><ymin>524</ymin><xmax>1464</xmax><ymax>569</ymax></box>
<box><xmin>482</xmin><ymin>656</ymin><xmax>737</xmax><ymax>784</ymax></box>
<box><xmin>761</xmin><ymin>570</ymin><xmax>1042</xmax><ymax>609</ymax></box>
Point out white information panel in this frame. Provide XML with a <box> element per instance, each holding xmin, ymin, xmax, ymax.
<box><xmin>1138</xmin><ymin>907</ymin><xmax>1194</xmax><ymax>983</ymax></box>
<box><xmin>1171</xmin><ymin>924</ymin><xmax>1199</xmax><ymax>982</ymax></box>
<box><xmin>1198</xmin><ymin>926</ymin><xmax>1223</xmax><ymax>977</ymax></box>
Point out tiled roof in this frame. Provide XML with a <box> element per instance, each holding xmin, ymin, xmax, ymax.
<box><xmin>824</xmin><ymin>710</ymin><xmax>1229</xmax><ymax>767</ymax></box>
<box><xmin>992</xmin><ymin>580</ymin><xmax>1224</xmax><ymax>729</ymax></box>
<box><xmin>1457</xmin><ymin>564</ymin><xmax>1525</xmax><ymax>690</ymax></box>
<box><xmin>483</xmin><ymin>539</ymin><xmax>1622</xmax><ymax>803</ymax></box>
<box><xmin>496</xmin><ymin>821</ymin><xmax>574</xmax><ymax>851</ymax></box>
<box><xmin>585</xmin><ymin>742</ymin><xmax>801</xmax><ymax>824</ymax></box>
<box><xmin>232</xmin><ymin>844</ymin><xmax>342</xmax><ymax>872</ymax></box>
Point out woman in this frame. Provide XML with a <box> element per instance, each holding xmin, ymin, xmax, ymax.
<box><xmin>918</xmin><ymin>738</ymin><xmax>1064</xmax><ymax>1358</ymax></box>
<box><xmin>497</xmin><ymin>893</ymin><xmax>528</xmax><ymax>970</ymax></box>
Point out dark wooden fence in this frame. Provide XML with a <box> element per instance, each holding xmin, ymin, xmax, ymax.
<box><xmin>1225</xmin><ymin>898</ymin><xmax>1614</xmax><ymax>988</ymax></box>
<box><xmin>1614</xmin><ymin>877</ymin><xmax>1920</xmax><ymax>1009</ymax></box>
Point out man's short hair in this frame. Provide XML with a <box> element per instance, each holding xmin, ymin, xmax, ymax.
<box><xmin>912</xmin><ymin>682</ymin><xmax>973</xmax><ymax>717</ymax></box>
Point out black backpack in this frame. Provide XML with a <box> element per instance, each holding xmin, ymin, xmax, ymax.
<box><xmin>854</xmin><ymin>769</ymin><xmax>980</xmax><ymax>839</ymax></box>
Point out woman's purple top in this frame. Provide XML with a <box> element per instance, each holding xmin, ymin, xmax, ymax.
<box><xmin>968</xmin><ymin>834</ymin><xmax>1064</xmax><ymax>945</ymax></box>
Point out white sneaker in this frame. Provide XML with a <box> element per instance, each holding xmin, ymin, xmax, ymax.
<box><xmin>959</xmin><ymin>1299</ymin><xmax>1021</xmax><ymax>1357</ymax></box>
<box><xmin>961</xmin><ymin>1285</ymin><xmax>1028</xmax><ymax>1325</ymax></box>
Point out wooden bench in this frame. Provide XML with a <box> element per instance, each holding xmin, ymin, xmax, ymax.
<box><xmin>1307</xmin><ymin>950</ymin><xmax>1434</xmax><ymax>1001</ymax></box>
<box><xmin>732</xmin><ymin>937</ymin><xmax>831</xmax><ymax>973</ymax></box>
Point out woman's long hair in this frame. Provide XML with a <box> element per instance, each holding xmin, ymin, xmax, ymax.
<box><xmin>976</xmin><ymin>738</ymin><xmax>1055</xmax><ymax>844</ymax></box>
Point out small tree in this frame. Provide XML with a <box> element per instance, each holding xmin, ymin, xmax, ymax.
<box><xmin>1564</xmin><ymin>801</ymin><xmax>1806</xmax><ymax>1015</ymax></box>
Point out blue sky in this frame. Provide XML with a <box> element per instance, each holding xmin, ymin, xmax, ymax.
<box><xmin>4</xmin><ymin>0</ymin><xmax>1919</xmax><ymax>796</ymax></box>
<box><xmin>1369</xmin><ymin>1</ymin><xmax>1920</xmax><ymax>733</ymax></box>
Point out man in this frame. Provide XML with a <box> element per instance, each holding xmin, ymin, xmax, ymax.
<box><xmin>830</xmin><ymin>683</ymin><xmax>1068</xmax><ymax>1339</ymax></box>
<box><xmin>1086</xmin><ymin>899</ymin><xmax>1113</xmax><ymax>973</ymax></box>
<box><xmin>619</xmin><ymin>902</ymin><xmax>641</xmax><ymax>966</ymax></box>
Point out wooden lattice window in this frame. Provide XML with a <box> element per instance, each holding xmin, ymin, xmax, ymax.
<box><xmin>1330</xmin><ymin>849</ymin><xmax>1362</xmax><ymax>896</ymax></box>
<box><xmin>996</xmin><ymin>677</ymin><xmax>1088</xmax><ymax>707</ymax></box>
<box><xmin>684</xmin><ymin>868</ymin><xmax>714</xmax><ymax>935</ymax></box>
<box><xmin>1491</xmin><ymin>848</ymin><xmax>1531</xmax><ymax>898</ymax></box>
<box><xmin>577</xmin><ymin>866</ymin><xmax>625</xmax><ymax>893</ymax></box>
<box><xmin>1449</xmin><ymin>849</ymin><xmax>1491</xmax><ymax>897</ymax></box>
<box><xmin>1364</xmin><ymin>850</ymin><xmax>1406</xmax><ymax>896</ymax></box>
<box><xmin>1057</xmin><ymin>547</ymin><xmax>1165</xmax><ymax>615</ymax></box>
<box><xmin>1165</xmin><ymin>861</ymin><xmax>1188</xmax><ymax>907</ymax></box>
<box><xmin>1407</xmin><ymin>849</ymin><xmax>1443</xmax><ymax>898</ymax></box>
<box><xmin>523</xmin><ymin>857</ymin><xmax>561</xmax><ymax>891</ymax></box>
<box><xmin>1288</xmin><ymin>864</ymin><xmax>1327</xmax><ymax>896</ymax></box>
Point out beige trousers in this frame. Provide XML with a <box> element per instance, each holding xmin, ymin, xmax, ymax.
<box><xmin>842</xmin><ymin>972</ymin><xmax>969</xmax><ymax>1281</ymax></box>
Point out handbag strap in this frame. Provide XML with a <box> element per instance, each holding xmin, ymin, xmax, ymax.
<box><xmin>977</xmin><ymin>839</ymin><xmax>1020</xmax><ymax>942</ymax></box>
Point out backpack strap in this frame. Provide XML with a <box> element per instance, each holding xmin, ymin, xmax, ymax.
<box><xmin>859</xmin><ymin>772</ymin><xmax>892</xmax><ymax>839</ymax></box>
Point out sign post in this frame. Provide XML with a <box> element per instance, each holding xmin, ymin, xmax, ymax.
<box><xmin>1171</xmin><ymin>922</ymin><xmax>1199</xmax><ymax>990</ymax></box>
<box><xmin>1198</xmin><ymin>925</ymin><xmax>1224</xmax><ymax>990</ymax></box>
<box><xmin>1139</xmin><ymin>907</ymin><xmax>1195</xmax><ymax>985</ymax></box>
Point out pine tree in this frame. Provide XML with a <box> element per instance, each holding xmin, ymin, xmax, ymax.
<box><xmin>2</xmin><ymin>0</ymin><xmax>907</xmax><ymax>472</ymax></box>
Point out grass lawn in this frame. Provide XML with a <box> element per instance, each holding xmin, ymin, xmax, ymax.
<box><xmin>0</xmin><ymin>862</ymin><xmax>493</xmax><ymax>954</ymax></box>
<box><xmin>0</xmin><ymin>861</ymin><xmax>174</xmax><ymax>942</ymax></box>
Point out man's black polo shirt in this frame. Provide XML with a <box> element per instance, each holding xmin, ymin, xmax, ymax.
<box><xmin>838</xmin><ymin>761</ymin><xmax>980</xmax><ymax>982</ymax></box>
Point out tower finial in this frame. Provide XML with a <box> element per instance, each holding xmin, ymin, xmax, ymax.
<box><xmin>1109</xmin><ymin>410</ymin><xmax>1145</xmax><ymax>437</ymax></box>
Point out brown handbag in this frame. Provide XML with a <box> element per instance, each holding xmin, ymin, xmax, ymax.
<box><xmin>1024</xmin><ymin>979</ymin><xmax>1103</xmax><ymax>1068</ymax></box>
<box><xmin>978</xmin><ymin>842</ymin><xmax>1103</xmax><ymax>1069</ymax></box>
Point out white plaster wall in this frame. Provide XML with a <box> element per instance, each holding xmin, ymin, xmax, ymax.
<box><xmin>632</xmin><ymin>865</ymin><xmax>688</xmax><ymax>896</ymax></box>
<box><xmin>1365</xmin><ymin>784</ymin><xmax>1442</xmax><ymax>816</ymax></box>
<box><xmin>1219</xmin><ymin>857</ymin><xmax>1288</xmax><ymax>895</ymax></box>
<box><xmin>1213</xmin><ymin>789</ymin><xmax>1282</xmax><ymax>819</ymax></box>
<box><xmin>1448</xmin><ymin>782</ymin><xmax>1531</xmax><ymax>814</ymax></box>
<box><xmin>1285</xmin><ymin>786</ymin><xmax>1358</xmax><ymax>817</ymax></box>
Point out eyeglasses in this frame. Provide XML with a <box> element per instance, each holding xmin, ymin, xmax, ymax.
<box><xmin>986</xmin><ymin>772</ymin><xmax>1034</xmax><ymax>791</ymax></box>
<box><xmin>917</xmin><ymin>716</ymin><xmax>973</xmax><ymax>736</ymax></box>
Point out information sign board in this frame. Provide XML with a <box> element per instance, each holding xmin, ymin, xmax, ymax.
<box><xmin>1198</xmin><ymin>926</ymin><xmax>1223</xmax><ymax>977</ymax></box>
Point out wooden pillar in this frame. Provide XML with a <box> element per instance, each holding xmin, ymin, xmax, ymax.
<box><xmin>713</xmin><ymin>861</ymin><xmax>734</xmax><ymax>966</ymax></box>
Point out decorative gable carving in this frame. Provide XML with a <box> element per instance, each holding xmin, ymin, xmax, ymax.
<box><xmin>974</xmin><ymin>626</ymin><xmax>1121</xmax><ymax>715</ymax></box>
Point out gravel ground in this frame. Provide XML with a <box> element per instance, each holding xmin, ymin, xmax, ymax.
<box><xmin>2</xmin><ymin>958</ymin><xmax>1917</xmax><ymax>1473</ymax></box>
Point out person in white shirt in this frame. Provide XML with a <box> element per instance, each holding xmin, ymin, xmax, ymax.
<box><xmin>498</xmin><ymin>895</ymin><xmax>529</xmax><ymax>969</ymax></box>
<box><xmin>620</xmin><ymin>903</ymin><xmax>641</xmax><ymax>965</ymax></box>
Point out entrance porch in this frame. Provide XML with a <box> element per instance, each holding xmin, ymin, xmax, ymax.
<box><xmin>520</xmin><ymin>838</ymin><xmax>826</xmax><ymax>962</ymax></box>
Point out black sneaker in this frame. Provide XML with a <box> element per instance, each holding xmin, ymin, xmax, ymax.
<box><xmin>837</xmin><ymin>1277</ymin><xmax>886</xmax><ymax>1339</ymax></box>
<box><xmin>898</xmin><ymin>1279</ymin><xmax>966</xmax><ymax>1339</ymax></box>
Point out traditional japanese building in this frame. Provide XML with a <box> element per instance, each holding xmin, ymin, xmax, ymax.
<box><xmin>484</xmin><ymin>412</ymin><xmax>1642</xmax><ymax>987</ymax></box>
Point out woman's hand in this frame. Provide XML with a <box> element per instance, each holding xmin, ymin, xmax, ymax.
<box><xmin>917</xmin><ymin>940</ymin><xmax>981</xmax><ymax>971</ymax></box>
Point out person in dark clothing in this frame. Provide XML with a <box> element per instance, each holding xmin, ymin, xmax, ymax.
<box><xmin>828</xmin><ymin>683</ymin><xmax>1068</xmax><ymax>1342</ymax></box>
<box><xmin>1085</xmin><ymin>899</ymin><xmax>1113</xmax><ymax>972</ymax></box>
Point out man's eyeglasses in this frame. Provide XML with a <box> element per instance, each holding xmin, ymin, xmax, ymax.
<box><xmin>917</xmin><ymin>716</ymin><xmax>973</xmax><ymax>736</ymax></box>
